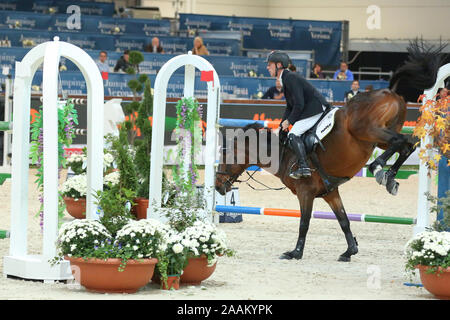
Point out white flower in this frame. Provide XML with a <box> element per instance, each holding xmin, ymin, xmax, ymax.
<box><xmin>172</xmin><ymin>243</ymin><xmax>184</xmax><ymax>254</ymax></box>
<box><xmin>103</xmin><ymin>153</ymin><xmax>114</xmax><ymax>169</ymax></box>
<box><xmin>60</xmin><ymin>174</ymin><xmax>88</xmax><ymax>197</ymax></box>
<box><xmin>104</xmin><ymin>171</ymin><xmax>120</xmax><ymax>186</ymax></box>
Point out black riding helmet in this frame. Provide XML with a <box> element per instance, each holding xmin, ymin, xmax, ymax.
<box><xmin>266</xmin><ymin>50</ymin><xmax>290</xmax><ymax>68</ymax></box>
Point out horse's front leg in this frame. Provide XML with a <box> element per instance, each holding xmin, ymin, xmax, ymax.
<box><xmin>383</xmin><ymin>141</ymin><xmax>416</xmax><ymax>195</ymax></box>
<box><xmin>323</xmin><ymin>189</ymin><xmax>358</xmax><ymax>261</ymax></box>
<box><xmin>280</xmin><ymin>193</ymin><xmax>314</xmax><ymax>260</ymax></box>
<box><xmin>368</xmin><ymin>132</ymin><xmax>407</xmax><ymax>186</ymax></box>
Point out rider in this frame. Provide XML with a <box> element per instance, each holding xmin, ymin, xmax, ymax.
<box><xmin>266</xmin><ymin>51</ymin><xmax>330</xmax><ymax>179</ymax></box>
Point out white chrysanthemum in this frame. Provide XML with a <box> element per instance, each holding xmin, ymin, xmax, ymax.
<box><xmin>172</xmin><ymin>243</ymin><xmax>184</xmax><ymax>254</ymax></box>
<box><xmin>67</xmin><ymin>153</ymin><xmax>87</xmax><ymax>164</ymax></box>
<box><xmin>104</xmin><ymin>171</ymin><xmax>120</xmax><ymax>186</ymax></box>
<box><xmin>103</xmin><ymin>153</ymin><xmax>114</xmax><ymax>169</ymax></box>
<box><xmin>60</xmin><ymin>174</ymin><xmax>88</xmax><ymax>197</ymax></box>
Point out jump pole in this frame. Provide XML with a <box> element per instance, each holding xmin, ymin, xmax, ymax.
<box><xmin>215</xmin><ymin>205</ymin><xmax>416</xmax><ymax>225</ymax></box>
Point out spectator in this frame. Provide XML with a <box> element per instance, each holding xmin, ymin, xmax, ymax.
<box><xmin>113</xmin><ymin>49</ymin><xmax>131</xmax><ymax>73</ymax></box>
<box><xmin>288</xmin><ymin>61</ymin><xmax>297</xmax><ymax>72</ymax></box>
<box><xmin>310</xmin><ymin>63</ymin><xmax>324</xmax><ymax>79</ymax></box>
<box><xmin>96</xmin><ymin>51</ymin><xmax>109</xmax><ymax>73</ymax></box>
<box><xmin>145</xmin><ymin>37</ymin><xmax>164</xmax><ymax>53</ymax></box>
<box><xmin>192</xmin><ymin>36</ymin><xmax>209</xmax><ymax>56</ymax></box>
<box><xmin>365</xmin><ymin>84</ymin><xmax>374</xmax><ymax>92</ymax></box>
<box><xmin>333</xmin><ymin>61</ymin><xmax>354</xmax><ymax>81</ymax></box>
<box><xmin>262</xmin><ymin>78</ymin><xmax>284</xmax><ymax>100</ymax></box>
<box><xmin>344</xmin><ymin>80</ymin><xmax>361</xmax><ymax>102</ymax></box>
<box><xmin>437</xmin><ymin>87</ymin><xmax>448</xmax><ymax>100</ymax></box>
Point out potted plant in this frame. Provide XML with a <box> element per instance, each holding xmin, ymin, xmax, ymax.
<box><xmin>117</xmin><ymin>51</ymin><xmax>154</xmax><ymax>218</ymax></box>
<box><xmin>404</xmin><ymin>228</ymin><xmax>450</xmax><ymax>299</ymax></box>
<box><xmin>153</xmin><ymin>96</ymin><xmax>233</xmax><ymax>286</ymax></box>
<box><xmin>60</xmin><ymin>173</ymin><xmax>88</xmax><ymax>219</ymax></box>
<box><xmin>153</xmin><ymin>227</ymin><xmax>188</xmax><ymax>290</ymax></box>
<box><xmin>51</xmin><ymin>203</ymin><xmax>167</xmax><ymax>293</ymax></box>
<box><xmin>178</xmin><ymin>219</ymin><xmax>233</xmax><ymax>285</ymax></box>
<box><xmin>405</xmin><ymin>94</ymin><xmax>450</xmax><ymax>299</ymax></box>
<box><xmin>61</xmin><ymin>152</ymin><xmax>119</xmax><ymax>219</ymax></box>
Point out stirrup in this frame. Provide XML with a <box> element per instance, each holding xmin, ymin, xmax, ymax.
<box><xmin>289</xmin><ymin>167</ymin><xmax>312</xmax><ymax>179</ymax></box>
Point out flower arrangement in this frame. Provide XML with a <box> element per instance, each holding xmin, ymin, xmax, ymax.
<box><xmin>154</xmin><ymin>226</ymin><xmax>189</xmax><ymax>287</ymax></box>
<box><xmin>52</xmin><ymin>218</ymin><xmax>167</xmax><ymax>272</ymax></box>
<box><xmin>104</xmin><ymin>171</ymin><xmax>120</xmax><ymax>187</ymax></box>
<box><xmin>413</xmin><ymin>95</ymin><xmax>449</xmax><ymax>171</ymax></box>
<box><xmin>66</xmin><ymin>153</ymin><xmax>87</xmax><ymax>175</ymax></box>
<box><xmin>30</xmin><ymin>99</ymin><xmax>78</xmax><ymax>230</ymax></box>
<box><xmin>181</xmin><ymin>220</ymin><xmax>232</xmax><ymax>266</ymax></box>
<box><xmin>172</xmin><ymin>97</ymin><xmax>203</xmax><ymax>197</ymax></box>
<box><xmin>60</xmin><ymin>170</ymin><xmax>121</xmax><ymax>200</ymax></box>
<box><xmin>114</xmin><ymin>219</ymin><xmax>167</xmax><ymax>270</ymax></box>
<box><xmin>60</xmin><ymin>174</ymin><xmax>88</xmax><ymax>199</ymax></box>
<box><xmin>404</xmin><ymin>230</ymin><xmax>450</xmax><ymax>276</ymax></box>
<box><xmin>65</xmin><ymin>150</ymin><xmax>116</xmax><ymax>175</ymax></box>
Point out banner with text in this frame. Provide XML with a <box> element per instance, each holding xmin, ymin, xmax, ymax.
<box><xmin>179</xmin><ymin>13</ymin><xmax>342</xmax><ymax>66</ymax></box>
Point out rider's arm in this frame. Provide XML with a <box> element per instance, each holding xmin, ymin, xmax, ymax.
<box><xmin>284</xmin><ymin>75</ymin><xmax>305</xmax><ymax>125</ymax></box>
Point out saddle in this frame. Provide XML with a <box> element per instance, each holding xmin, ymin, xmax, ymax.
<box><xmin>280</xmin><ymin>106</ymin><xmax>350</xmax><ymax>195</ymax></box>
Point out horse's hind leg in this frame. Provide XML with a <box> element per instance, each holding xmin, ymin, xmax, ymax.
<box><xmin>322</xmin><ymin>189</ymin><xmax>358</xmax><ymax>262</ymax></box>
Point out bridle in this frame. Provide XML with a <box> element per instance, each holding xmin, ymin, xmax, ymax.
<box><xmin>215</xmin><ymin>143</ymin><xmax>287</xmax><ymax>192</ymax></box>
<box><xmin>215</xmin><ymin>154</ymin><xmax>244</xmax><ymax>189</ymax></box>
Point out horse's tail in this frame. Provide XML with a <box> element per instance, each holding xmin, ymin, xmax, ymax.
<box><xmin>389</xmin><ymin>39</ymin><xmax>447</xmax><ymax>93</ymax></box>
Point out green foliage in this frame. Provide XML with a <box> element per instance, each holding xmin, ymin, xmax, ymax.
<box><xmin>161</xmin><ymin>191</ymin><xmax>203</xmax><ymax>232</ymax></box>
<box><xmin>138</xmin><ymin>74</ymin><xmax>149</xmax><ymax>84</ymax></box>
<box><xmin>427</xmin><ymin>190</ymin><xmax>450</xmax><ymax>231</ymax></box>
<box><xmin>126</xmin><ymin>67</ymin><xmax>135</xmax><ymax>75</ymax></box>
<box><xmin>171</xmin><ymin>97</ymin><xmax>203</xmax><ymax>198</ymax></box>
<box><xmin>94</xmin><ymin>185</ymin><xmax>136</xmax><ymax>236</ymax></box>
<box><xmin>107</xmin><ymin>134</ymin><xmax>139</xmax><ymax>193</ymax></box>
<box><xmin>128</xmin><ymin>51</ymin><xmax>144</xmax><ymax>66</ymax></box>
<box><xmin>127</xmin><ymin>79</ymin><xmax>140</xmax><ymax>92</ymax></box>
<box><xmin>126</xmin><ymin>101</ymin><xmax>140</xmax><ymax>114</ymax></box>
<box><xmin>96</xmin><ymin>135</ymin><xmax>139</xmax><ymax>235</ymax></box>
<box><xmin>29</xmin><ymin>99</ymin><xmax>78</xmax><ymax>226</ymax></box>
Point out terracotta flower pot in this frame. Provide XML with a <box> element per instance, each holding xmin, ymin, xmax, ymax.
<box><xmin>131</xmin><ymin>198</ymin><xmax>148</xmax><ymax>220</ymax></box>
<box><xmin>180</xmin><ymin>255</ymin><xmax>217</xmax><ymax>285</ymax></box>
<box><xmin>163</xmin><ymin>275</ymin><xmax>180</xmax><ymax>290</ymax></box>
<box><xmin>63</xmin><ymin>197</ymin><xmax>86</xmax><ymax>219</ymax></box>
<box><xmin>65</xmin><ymin>256</ymin><xmax>158</xmax><ymax>293</ymax></box>
<box><xmin>416</xmin><ymin>265</ymin><xmax>450</xmax><ymax>299</ymax></box>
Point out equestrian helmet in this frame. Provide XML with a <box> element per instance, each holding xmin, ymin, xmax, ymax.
<box><xmin>266</xmin><ymin>51</ymin><xmax>290</xmax><ymax>68</ymax></box>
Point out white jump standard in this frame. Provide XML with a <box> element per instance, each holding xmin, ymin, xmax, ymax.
<box><xmin>3</xmin><ymin>37</ymin><xmax>104</xmax><ymax>282</ymax></box>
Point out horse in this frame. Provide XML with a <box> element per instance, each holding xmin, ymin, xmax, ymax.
<box><xmin>215</xmin><ymin>40</ymin><xmax>447</xmax><ymax>262</ymax></box>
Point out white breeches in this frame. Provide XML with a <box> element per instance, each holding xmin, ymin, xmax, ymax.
<box><xmin>288</xmin><ymin>112</ymin><xmax>323</xmax><ymax>137</ymax></box>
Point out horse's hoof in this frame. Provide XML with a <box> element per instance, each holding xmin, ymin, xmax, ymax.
<box><xmin>374</xmin><ymin>170</ymin><xmax>387</xmax><ymax>186</ymax></box>
<box><xmin>280</xmin><ymin>250</ymin><xmax>303</xmax><ymax>260</ymax></box>
<box><xmin>338</xmin><ymin>255</ymin><xmax>351</xmax><ymax>262</ymax></box>
<box><xmin>386</xmin><ymin>179</ymin><xmax>399</xmax><ymax>195</ymax></box>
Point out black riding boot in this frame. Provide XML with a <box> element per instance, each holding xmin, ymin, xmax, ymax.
<box><xmin>288</xmin><ymin>134</ymin><xmax>311</xmax><ymax>179</ymax></box>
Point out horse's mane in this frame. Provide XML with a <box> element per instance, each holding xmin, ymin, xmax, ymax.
<box><xmin>389</xmin><ymin>39</ymin><xmax>447</xmax><ymax>93</ymax></box>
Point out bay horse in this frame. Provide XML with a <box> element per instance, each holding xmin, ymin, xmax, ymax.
<box><xmin>215</xmin><ymin>41</ymin><xmax>447</xmax><ymax>261</ymax></box>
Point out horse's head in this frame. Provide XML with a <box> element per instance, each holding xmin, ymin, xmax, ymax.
<box><xmin>215</xmin><ymin>123</ymin><xmax>265</xmax><ymax>195</ymax></box>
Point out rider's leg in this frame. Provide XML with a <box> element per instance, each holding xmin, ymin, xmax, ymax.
<box><xmin>287</xmin><ymin>114</ymin><xmax>322</xmax><ymax>179</ymax></box>
<box><xmin>288</xmin><ymin>133</ymin><xmax>311</xmax><ymax>178</ymax></box>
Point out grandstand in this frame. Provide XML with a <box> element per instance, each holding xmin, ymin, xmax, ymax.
<box><xmin>0</xmin><ymin>0</ymin><xmax>409</xmax><ymax>101</ymax></box>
